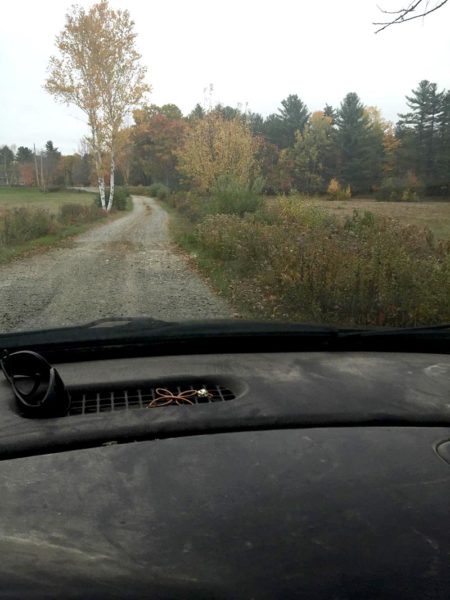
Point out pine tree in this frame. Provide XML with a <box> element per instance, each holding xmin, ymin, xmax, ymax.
<box><xmin>276</xmin><ymin>94</ymin><xmax>310</xmax><ymax>148</ymax></box>
<box><xmin>436</xmin><ymin>90</ymin><xmax>450</xmax><ymax>192</ymax></box>
<box><xmin>289</xmin><ymin>112</ymin><xmax>335</xmax><ymax>194</ymax></box>
<box><xmin>323</xmin><ymin>104</ymin><xmax>337</xmax><ymax>124</ymax></box>
<box><xmin>398</xmin><ymin>80</ymin><xmax>443</xmax><ymax>187</ymax></box>
<box><xmin>335</xmin><ymin>93</ymin><xmax>382</xmax><ymax>192</ymax></box>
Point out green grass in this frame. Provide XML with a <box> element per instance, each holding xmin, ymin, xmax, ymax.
<box><xmin>284</xmin><ymin>195</ymin><xmax>450</xmax><ymax>241</ymax></box>
<box><xmin>162</xmin><ymin>193</ymin><xmax>450</xmax><ymax>326</ymax></box>
<box><xmin>0</xmin><ymin>219</ymin><xmax>106</xmax><ymax>265</ymax></box>
<box><xmin>0</xmin><ymin>187</ymin><xmax>95</xmax><ymax>214</ymax></box>
<box><xmin>162</xmin><ymin>200</ymin><xmax>250</xmax><ymax>317</ymax></box>
<box><xmin>0</xmin><ymin>187</ymin><xmax>127</xmax><ymax>265</ymax></box>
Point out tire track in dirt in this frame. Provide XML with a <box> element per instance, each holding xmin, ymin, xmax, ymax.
<box><xmin>0</xmin><ymin>196</ymin><xmax>231</xmax><ymax>332</ymax></box>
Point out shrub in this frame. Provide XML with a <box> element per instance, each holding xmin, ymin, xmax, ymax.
<box><xmin>195</xmin><ymin>199</ymin><xmax>450</xmax><ymax>326</ymax></box>
<box><xmin>209</xmin><ymin>176</ymin><xmax>264</xmax><ymax>216</ymax></box>
<box><xmin>327</xmin><ymin>178</ymin><xmax>351</xmax><ymax>201</ymax></box>
<box><xmin>94</xmin><ymin>186</ymin><xmax>130</xmax><ymax>210</ymax></box>
<box><xmin>166</xmin><ymin>191</ymin><xmax>207</xmax><ymax>223</ymax></box>
<box><xmin>112</xmin><ymin>187</ymin><xmax>130</xmax><ymax>210</ymax></box>
<box><xmin>59</xmin><ymin>203</ymin><xmax>103</xmax><ymax>225</ymax></box>
<box><xmin>148</xmin><ymin>183</ymin><xmax>170</xmax><ymax>200</ymax></box>
<box><xmin>1</xmin><ymin>207</ymin><xmax>55</xmax><ymax>245</ymax></box>
<box><xmin>375</xmin><ymin>175</ymin><xmax>422</xmax><ymax>202</ymax></box>
<box><xmin>126</xmin><ymin>186</ymin><xmax>152</xmax><ymax>197</ymax></box>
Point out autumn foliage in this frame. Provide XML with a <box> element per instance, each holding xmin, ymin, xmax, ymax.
<box><xmin>176</xmin><ymin>110</ymin><xmax>260</xmax><ymax>194</ymax></box>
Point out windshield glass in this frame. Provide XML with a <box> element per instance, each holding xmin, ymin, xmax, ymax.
<box><xmin>1</xmin><ymin>0</ymin><xmax>449</xmax><ymax>333</ymax></box>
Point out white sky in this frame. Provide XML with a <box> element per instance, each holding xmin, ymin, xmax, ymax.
<box><xmin>1</xmin><ymin>0</ymin><xmax>449</xmax><ymax>154</ymax></box>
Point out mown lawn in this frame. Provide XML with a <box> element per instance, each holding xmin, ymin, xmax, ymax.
<box><xmin>0</xmin><ymin>187</ymin><xmax>95</xmax><ymax>213</ymax></box>
<box><xmin>290</xmin><ymin>195</ymin><xmax>450</xmax><ymax>241</ymax></box>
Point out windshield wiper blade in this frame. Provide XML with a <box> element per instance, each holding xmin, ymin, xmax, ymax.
<box><xmin>337</xmin><ymin>323</ymin><xmax>450</xmax><ymax>338</ymax></box>
<box><xmin>0</xmin><ymin>319</ymin><xmax>448</xmax><ymax>361</ymax></box>
<box><xmin>78</xmin><ymin>317</ymin><xmax>173</xmax><ymax>330</ymax></box>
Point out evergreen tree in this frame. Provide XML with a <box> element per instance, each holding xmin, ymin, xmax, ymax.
<box><xmin>436</xmin><ymin>90</ymin><xmax>450</xmax><ymax>192</ymax></box>
<box><xmin>261</xmin><ymin>113</ymin><xmax>284</xmax><ymax>147</ymax></box>
<box><xmin>246</xmin><ymin>112</ymin><xmax>265</xmax><ymax>137</ymax></box>
<box><xmin>276</xmin><ymin>94</ymin><xmax>310</xmax><ymax>148</ymax></box>
<box><xmin>188</xmin><ymin>103</ymin><xmax>205</xmax><ymax>120</ymax></box>
<box><xmin>16</xmin><ymin>146</ymin><xmax>33</xmax><ymax>163</ymax></box>
<box><xmin>0</xmin><ymin>146</ymin><xmax>15</xmax><ymax>185</ymax></box>
<box><xmin>335</xmin><ymin>93</ymin><xmax>382</xmax><ymax>192</ymax></box>
<box><xmin>323</xmin><ymin>104</ymin><xmax>337</xmax><ymax>124</ymax></box>
<box><xmin>398</xmin><ymin>80</ymin><xmax>443</xmax><ymax>187</ymax></box>
<box><xmin>289</xmin><ymin>112</ymin><xmax>335</xmax><ymax>194</ymax></box>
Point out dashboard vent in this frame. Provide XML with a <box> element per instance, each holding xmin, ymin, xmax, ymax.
<box><xmin>68</xmin><ymin>383</ymin><xmax>235</xmax><ymax>416</ymax></box>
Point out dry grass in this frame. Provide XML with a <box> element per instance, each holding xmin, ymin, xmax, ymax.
<box><xmin>0</xmin><ymin>187</ymin><xmax>95</xmax><ymax>215</ymax></box>
<box><xmin>289</xmin><ymin>196</ymin><xmax>450</xmax><ymax>241</ymax></box>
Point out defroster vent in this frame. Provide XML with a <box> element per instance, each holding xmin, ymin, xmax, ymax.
<box><xmin>68</xmin><ymin>383</ymin><xmax>236</xmax><ymax>416</ymax></box>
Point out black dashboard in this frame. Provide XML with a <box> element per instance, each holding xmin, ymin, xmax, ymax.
<box><xmin>0</xmin><ymin>350</ymin><xmax>450</xmax><ymax>598</ymax></box>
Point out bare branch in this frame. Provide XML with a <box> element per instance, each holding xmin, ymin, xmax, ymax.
<box><xmin>374</xmin><ymin>0</ymin><xmax>448</xmax><ymax>33</ymax></box>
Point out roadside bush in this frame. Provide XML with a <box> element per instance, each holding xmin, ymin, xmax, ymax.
<box><xmin>126</xmin><ymin>186</ymin><xmax>152</xmax><ymax>197</ymax></box>
<box><xmin>195</xmin><ymin>200</ymin><xmax>450</xmax><ymax>326</ymax></box>
<box><xmin>112</xmin><ymin>187</ymin><xmax>130</xmax><ymax>210</ymax></box>
<box><xmin>94</xmin><ymin>186</ymin><xmax>130</xmax><ymax>211</ymax></box>
<box><xmin>59</xmin><ymin>203</ymin><xmax>103</xmax><ymax>225</ymax></box>
<box><xmin>209</xmin><ymin>176</ymin><xmax>264</xmax><ymax>216</ymax></box>
<box><xmin>1</xmin><ymin>207</ymin><xmax>55</xmax><ymax>245</ymax></box>
<box><xmin>166</xmin><ymin>191</ymin><xmax>207</xmax><ymax>223</ymax></box>
<box><xmin>148</xmin><ymin>183</ymin><xmax>170</xmax><ymax>200</ymax></box>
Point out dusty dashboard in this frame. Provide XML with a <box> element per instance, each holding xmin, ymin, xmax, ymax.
<box><xmin>0</xmin><ymin>351</ymin><xmax>450</xmax><ymax>457</ymax></box>
<box><xmin>0</xmin><ymin>351</ymin><xmax>449</xmax><ymax>599</ymax></box>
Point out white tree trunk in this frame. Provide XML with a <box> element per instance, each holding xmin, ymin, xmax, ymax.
<box><xmin>106</xmin><ymin>149</ymin><xmax>115</xmax><ymax>212</ymax></box>
<box><xmin>94</xmin><ymin>149</ymin><xmax>106</xmax><ymax>210</ymax></box>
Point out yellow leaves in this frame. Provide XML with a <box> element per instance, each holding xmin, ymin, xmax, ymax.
<box><xmin>176</xmin><ymin>111</ymin><xmax>260</xmax><ymax>194</ymax></box>
<box><xmin>45</xmin><ymin>1</ymin><xmax>149</xmax><ymax>144</ymax></box>
<box><xmin>327</xmin><ymin>178</ymin><xmax>340</xmax><ymax>195</ymax></box>
<box><xmin>327</xmin><ymin>178</ymin><xmax>351</xmax><ymax>200</ymax></box>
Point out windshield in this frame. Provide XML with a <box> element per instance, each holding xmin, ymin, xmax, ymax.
<box><xmin>1</xmin><ymin>0</ymin><xmax>449</xmax><ymax>333</ymax></box>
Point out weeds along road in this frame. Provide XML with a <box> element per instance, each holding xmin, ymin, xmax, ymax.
<box><xmin>0</xmin><ymin>196</ymin><xmax>231</xmax><ymax>332</ymax></box>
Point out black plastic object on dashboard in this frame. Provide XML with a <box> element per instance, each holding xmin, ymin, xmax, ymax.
<box><xmin>436</xmin><ymin>440</ymin><xmax>450</xmax><ymax>466</ymax></box>
<box><xmin>1</xmin><ymin>350</ymin><xmax>70</xmax><ymax>418</ymax></box>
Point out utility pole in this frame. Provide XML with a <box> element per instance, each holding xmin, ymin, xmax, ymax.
<box><xmin>33</xmin><ymin>144</ymin><xmax>40</xmax><ymax>188</ymax></box>
<box><xmin>40</xmin><ymin>152</ymin><xmax>45</xmax><ymax>192</ymax></box>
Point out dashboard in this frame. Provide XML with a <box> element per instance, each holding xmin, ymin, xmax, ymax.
<box><xmin>0</xmin><ymin>351</ymin><xmax>449</xmax><ymax>598</ymax></box>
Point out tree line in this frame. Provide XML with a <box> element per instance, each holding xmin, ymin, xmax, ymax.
<box><xmin>3</xmin><ymin>79</ymin><xmax>449</xmax><ymax>200</ymax></box>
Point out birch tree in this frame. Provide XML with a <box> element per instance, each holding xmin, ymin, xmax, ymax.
<box><xmin>45</xmin><ymin>1</ymin><xmax>149</xmax><ymax>210</ymax></box>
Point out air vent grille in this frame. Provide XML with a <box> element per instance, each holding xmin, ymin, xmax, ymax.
<box><xmin>68</xmin><ymin>384</ymin><xmax>235</xmax><ymax>416</ymax></box>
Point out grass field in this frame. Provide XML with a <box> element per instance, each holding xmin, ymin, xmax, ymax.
<box><xmin>0</xmin><ymin>187</ymin><xmax>95</xmax><ymax>213</ymax></box>
<box><xmin>289</xmin><ymin>196</ymin><xmax>450</xmax><ymax>241</ymax></box>
<box><xmin>0</xmin><ymin>186</ymin><xmax>103</xmax><ymax>264</ymax></box>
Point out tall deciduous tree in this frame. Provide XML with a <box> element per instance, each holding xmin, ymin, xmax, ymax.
<box><xmin>45</xmin><ymin>1</ymin><xmax>149</xmax><ymax>210</ymax></box>
<box><xmin>177</xmin><ymin>110</ymin><xmax>260</xmax><ymax>194</ymax></box>
<box><xmin>132</xmin><ymin>109</ymin><xmax>185</xmax><ymax>187</ymax></box>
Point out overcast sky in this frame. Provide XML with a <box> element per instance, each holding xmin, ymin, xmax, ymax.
<box><xmin>1</xmin><ymin>0</ymin><xmax>449</xmax><ymax>154</ymax></box>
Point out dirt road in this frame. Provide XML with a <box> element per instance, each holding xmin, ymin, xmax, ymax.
<box><xmin>0</xmin><ymin>196</ymin><xmax>231</xmax><ymax>332</ymax></box>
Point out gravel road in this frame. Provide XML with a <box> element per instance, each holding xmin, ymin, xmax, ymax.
<box><xmin>0</xmin><ymin>196</ymin><xmax>231</xmax><ymax>332</ymax></box>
